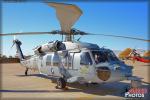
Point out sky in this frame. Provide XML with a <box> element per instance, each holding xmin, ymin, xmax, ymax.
<box><xmin>1</xmin><ymin>1</ymin><xmax>148</xmax><ymax>57</ymax></box>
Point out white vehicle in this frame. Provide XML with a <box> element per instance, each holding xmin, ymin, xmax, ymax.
<box><xmin>1</xmin><ymin>2</ymin><xmax>148</xmax><ymax>89</ymax></box>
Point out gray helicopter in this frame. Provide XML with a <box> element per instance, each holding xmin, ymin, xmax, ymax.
<box><xmin>1</xmin><ymin>2</ymin><xmax>149</xmax><ymax>89</ymax></box>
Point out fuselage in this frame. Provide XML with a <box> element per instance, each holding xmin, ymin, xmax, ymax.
<box><xmin>20</xmin><ymin>41</ymin><xmax>132</xmax><ymax>84</ymax></box>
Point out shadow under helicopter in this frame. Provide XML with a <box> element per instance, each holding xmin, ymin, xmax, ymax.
<box><xmin>2</xmin><ymin>74</ymin><xmax>149</xmax><ymax>99</ymax></box>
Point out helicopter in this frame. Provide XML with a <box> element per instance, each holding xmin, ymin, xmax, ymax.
<box><xmin>1</xmin><ymin>2</ymin><xmax>149</xmax><ymax>89</ymax></box>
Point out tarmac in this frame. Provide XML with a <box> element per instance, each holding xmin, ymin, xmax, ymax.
<box><xmin>0</xmin><ymin>61</ymin><xmax>149</xmax><ymax>100</ymax></box>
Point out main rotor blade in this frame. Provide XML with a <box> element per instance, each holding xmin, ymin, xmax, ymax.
<box><xmin>86</xmin><ymin>33</ymin><xmax>150</xmax><ymax>42</ymax></box>
<box><xmin>70</xmin><ymin>29</ymin><xmax>150</xmax><ymax>42</ymax></box>
<box><xmin>1</xmin><ymin>30</ymin><xmax>149</xmax><ymax>42</ymax></box>
<box><xmin>0</xmin><ymin>32</ymin><xmax>53</xmax><ymax>36</ymax></box>
<box><xmin>48</xmin><ymin>2</ymin><xmax>82</xmax><ymax>33</ymax></box>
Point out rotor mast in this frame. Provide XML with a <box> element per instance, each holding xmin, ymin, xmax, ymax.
<box><xmin>65</xmin><ymin>32</ymin><xmax>72</xmax><ymax>41</ymax></box>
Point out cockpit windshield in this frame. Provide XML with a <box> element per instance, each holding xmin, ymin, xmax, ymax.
<box><xmin>92</xmin><ymin>50</ymin><xmax>119</xmax><ymax>64</ymax></box>
<box><xmin>107</xmin><ymin>51</ymin><xmax>119</xmax><ymax>61</ymax></box>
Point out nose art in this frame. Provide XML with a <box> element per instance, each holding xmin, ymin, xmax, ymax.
<box><xmin>97</xmin><ymin>67</ymin><xmax>111</xmax><ymax>81</ymax></box>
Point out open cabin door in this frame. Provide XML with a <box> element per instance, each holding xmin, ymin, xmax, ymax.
<box><xmin>62</xmin><ymin>52</ymin><xmax>80</xmax><ymax>76</ymax></box>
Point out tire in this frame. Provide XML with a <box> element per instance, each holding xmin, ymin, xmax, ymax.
<box><xmin>56</xmin><ymin>78</ymin><xmax>66</xmax><ymax>89</ymax></box>
<box><xmin>25</xmin><ymin>71</ymin><xmax>27</xmax><ymax>76</ymax></box>
<box><xmin>25</xmin><ymin>68</ymin><xmax>28</xmax><ymax>76</ymax></box>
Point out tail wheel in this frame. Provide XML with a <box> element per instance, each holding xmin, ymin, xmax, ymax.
<box><xmin>25</xmin><ymin>68</ymin><xmax>28</xmax><ymax>76</ymax></box>
<box><xmin>56</xmin><ymin>78</ymin><xmax>66</xmax><ymax>89</ymax></box>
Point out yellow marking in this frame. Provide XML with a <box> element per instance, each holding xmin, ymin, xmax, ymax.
<box><xmin>80</xmin><ymin>66</ymin><xmax>89</xmax><ymax>74</ymax></box>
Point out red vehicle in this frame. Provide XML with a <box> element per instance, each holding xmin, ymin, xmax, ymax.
<box><xmin>129</xmin><ymin>49</ymin><xmax>150</xmax><ymax>63</ymax></box>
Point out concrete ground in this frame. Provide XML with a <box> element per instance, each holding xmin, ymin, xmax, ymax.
<box><xmin>0</xmin><ymin>61</ymin><xmax>149</xmax><ymax>100</ymax></box>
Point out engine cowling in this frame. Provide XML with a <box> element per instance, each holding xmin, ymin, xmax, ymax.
<box><xmin>34</xmin><ymin>40</ymin><xmax>66</xmax><ymax>54</ymax></box>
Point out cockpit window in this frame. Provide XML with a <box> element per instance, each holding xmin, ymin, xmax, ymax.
<box><xmin>92</xmin><ymin>50</ymin><xmax>119</xmax><ymax>64</ymax></box>
<box><xmin>92</xmin><ymin>51</ymin><xmax>108</xmax><ymax>64</ymax></box>
<box><xmin>107</xmin><ymin>51</ymin><xmax>119</xmax><ymax>61</ymax></box>
<box><xmin>80</xmin><ymin>52</ymin><xmax>92</xmax><ymax>65</ymax></box>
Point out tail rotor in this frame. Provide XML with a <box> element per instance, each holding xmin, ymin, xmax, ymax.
<box><xmin>11</xmin><ymin>35</ymin><xmax>16</xmax><ymax>48</ymax></box>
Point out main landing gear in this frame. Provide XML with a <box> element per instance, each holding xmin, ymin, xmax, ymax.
<box><xmin>55</xmin><ymin>78</ymin><xmax>67</xmax><ymax>89</ymax></box>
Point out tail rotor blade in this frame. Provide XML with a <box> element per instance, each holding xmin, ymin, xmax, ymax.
<box><xmin>11</xmin><ymin>42</ymin><xmax>15</xmax><ymax>48</ymax></box>
<box><xmin>11</xmin><ymin>35</ymin><xmax>17</xmax><ymax>49</ymax></box>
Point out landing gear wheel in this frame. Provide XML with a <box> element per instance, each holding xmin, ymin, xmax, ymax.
<box><xmin>56</xmin><ymin>78</ymin><xmax>66</xmax><ymax>89</ymax></box>
<box><xmin>125</xmin><ymin>85</ymin><xmax>131</xmax><ymax>92</ymax></box>
<box><xmin>25</xmin><ymin>68</ymin><xmax>28</xmax><ymax>76</ymax></box>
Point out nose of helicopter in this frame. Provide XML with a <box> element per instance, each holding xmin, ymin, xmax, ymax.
<box><xmin>96</xmin><ymin>67</ymin><xmax>111</xmax><ymax>81</ymax></box>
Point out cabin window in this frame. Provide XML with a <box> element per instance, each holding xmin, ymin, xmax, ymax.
<box><xmin>33</xmin><ymin>58</ymin><xmax>38</xmax><ymax>67</ymax></box>
<box><xmin>46</xmin><ymin>55</ymin><xmax>51</xmax><ymax>66</ymax></box>
<box><xmin>80</xmin><ymin>52</ymin><xmax>92</xmax><ymax>65</ymax></box>
<box><xmin>62</xmin><ymin>53</ymin><xmax>72</xmax><ymax>69</ymax></box>
<box><xmin>52</xmin><ymin>54</ymin><xmax>60</xmax><ymax>67</ymax></box>
<box><xmin>68</xmin><ymin>54</ymin><xmax>73</xmax><ymax>68</ymax></box>
<box><xmin>53</xmin><ymin>62</ymin><xmax>59</xmax><ymax>66</ymax></box>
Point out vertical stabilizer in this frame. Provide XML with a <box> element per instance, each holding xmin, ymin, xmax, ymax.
<box><xmin>13</xmin><ymin>39</ymin><xmax>25</xmax><ymax>60</ymax></box>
